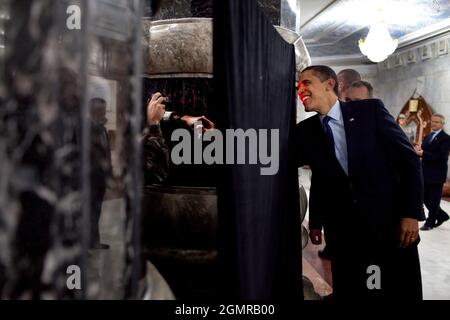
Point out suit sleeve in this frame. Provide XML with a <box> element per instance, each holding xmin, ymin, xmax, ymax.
<box><xmin>143</xmin><ymin>124</ymin><xmax>170</xmax><ymax>185</ymax></box>
<box><xmin>375</xmin><ymin>100</ymin><xmax>425</xmax><ymax>220</ymax></box>
<box><xmin>295</xmin><ymin>121</ymin><xmax>324</xmax><ymax>230</ymax></box>
<box><xmin>294</xmin><ymin>122</ymin><xmax>310</xmax><ymax>167</ymax></box>
<box><xmin>308</xmin><ymin>179</ymin><xmax>324</xmax><ymax>230</ymax></box>
<box><xmin>422</xmin><ymin>136</ymin><xmax>450</xmax><ymax>162</ymax></box>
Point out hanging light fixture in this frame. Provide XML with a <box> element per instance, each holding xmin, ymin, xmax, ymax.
<box><xmin>359</xmin><ymin>20</ymin><xmax>398</xmax><ymax>63</ymax></box>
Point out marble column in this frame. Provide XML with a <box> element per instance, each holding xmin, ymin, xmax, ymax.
<box><xmin>0</xmin><ymin>0</ymin><xmax>143</xmax><ymax>299</ymax></box>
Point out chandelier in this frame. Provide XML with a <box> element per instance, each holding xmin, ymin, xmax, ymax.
<box><xmin>359</xmin><ymin>20</ymin><xmax>398</xmax><ymax>63</ymax></box>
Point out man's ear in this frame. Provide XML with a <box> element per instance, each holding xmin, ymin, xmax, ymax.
<box><xmin>326</xmin><ymin>78</ymin><xmax>336</xmax><ymax>92</ymax></box>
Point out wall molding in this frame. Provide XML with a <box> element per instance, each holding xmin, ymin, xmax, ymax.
<box><xmin>378</xmin><ymin>32</ymin><xmax>450</xmax><ymax>72</ymax></box>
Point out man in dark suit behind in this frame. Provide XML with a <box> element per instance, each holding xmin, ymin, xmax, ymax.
<box><xmin>295</xmin><ymin>65</ymin><xmax>424</xmax><ymax>299</ymax></box>
<box><xmin>415</xmin><ymin>114</ymin><xmax>450</xmax><ymax>230</ymax></box>
<box><xmin>89</xmin><ymin>98</ymin><xmax>112</xmax><ymax>249</ymax></box>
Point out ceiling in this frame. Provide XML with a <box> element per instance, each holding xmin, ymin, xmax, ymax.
<box><xmin>144</xmin><ymin>0</ymin><xmax>450</xmax><ymax>64</ymax></box>
<box><xmin>298</xmin><ymin>0</ymin><xmax>450</xmax><ymax>63</ymax></box>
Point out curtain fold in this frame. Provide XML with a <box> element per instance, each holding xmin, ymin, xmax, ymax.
<box><xmin>214</xmin><ymin>0</ymin><xmax>302</xmax><ymax>300</ymax></box>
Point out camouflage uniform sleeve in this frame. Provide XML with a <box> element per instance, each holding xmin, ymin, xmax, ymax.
<box><xmin>143</xmin><ymin>124</ymin><xmax>170</xmax><ymax>185</ymax></box>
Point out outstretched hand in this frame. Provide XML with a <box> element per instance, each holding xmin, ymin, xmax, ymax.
<box><xmin>181</xmin><ymin>115</ymin><xmax>215</xmax><ymax>133</ymax></box>
<box><xmin>147</xmin><ymin>92</ymin><xmax>166</xmax><ymax>126</ymax></box>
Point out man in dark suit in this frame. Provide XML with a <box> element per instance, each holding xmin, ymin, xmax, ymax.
<box><xmin>337</xmin><ymin>68</ymin><xmax>361</xmax><ymax>102</ymax></box>
<box><xmin>295</xmin><ymin>65</ymin><xmax>424</xmax><ymax>299</ymax></box>
<box><xmin>89</xmin><ymin>98</ymin><xmax>112</xmax><ymax>249</ymax></box>
<box><xmin>319</xmin><ymin>72</ymin><xmax>369</xmax><ymax>261</ymax></box>
<box><xmin>415</xmin><ymin>114</ymin><xmax>450</xmax><ymax>230</ymax></box>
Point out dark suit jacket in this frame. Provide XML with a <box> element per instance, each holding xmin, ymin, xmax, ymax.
<box><xmin>90</xmin><ymin>121</ymin><xmax>112</xmax><ymax>191</ymax></box>
<box><xmin>295</xmin><ymin>99</ymin><xmax>424</xmax><ymax>298</ymax></box>
<box><xmin>421</xmin><ymin>130</ymin><xmax>450</xmax><ymax>184</ymax></box>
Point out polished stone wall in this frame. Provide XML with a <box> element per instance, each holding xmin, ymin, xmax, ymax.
<box><xmin>1</xmin><ymin>0</ymin><xmax>143</xmax><ymax>299</ymax></box>
<box><xmin>142</xmin><ymin>18</ymin><xmax>213</xmax><ymax>76</ymax></box>
<box><xmin>371</xmin><ymin>35</ymin><xmax>450</xmax><ymax>135</ymax></box>
<box><xmin>371</xmin><ymin>34</ymin><xmax>450</xmax><ymax>178</ymax></box>
<box><xmin>147</xmin><ymin>0</ymin><xmax>212</xmax><ymax>19</ymax></box>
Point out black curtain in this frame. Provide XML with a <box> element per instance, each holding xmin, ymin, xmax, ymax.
<box><xmin>214</xmin><ymin>0</ymin><xmax>302</xmax><ymax>300</ymax></box>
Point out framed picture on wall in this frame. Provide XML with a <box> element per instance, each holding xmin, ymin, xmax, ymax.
<box><xmin>406</xmin><ymin>50</ymin><xmax>416</xmax><ymax>64</ymax></box>
<box><xmin>380</xmin><ymin>59</ymin><xmax>390</xmax><ymax>70</ymax></box>
<box><xmin>420</xmin><ymin>45</ymin><xmax>432</xmax><ymax>61</ymax></box>
<box><xmin>393</xmin><ymin>53</ymin><xmax>403</xmax><ymax>67</ymax></box>
<box><xmin>437</xmin><ymin>39</ymin><xmax>448</xmax><ymax>56</ymax></box>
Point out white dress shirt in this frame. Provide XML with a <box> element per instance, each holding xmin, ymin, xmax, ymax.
<box><xmin>320</xmin><ymin>100</ymin><xmax>349</xmax><ymax>175</ymax></box>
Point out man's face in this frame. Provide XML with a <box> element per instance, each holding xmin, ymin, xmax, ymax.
<box><xmin>337</xmin><ymin>76</ymin><xmax>347</xmax><ymax>101</ymax></box>
<box><xmin>91</xmin><ymin>103</ymin><xmax>108</xmax><ymax>126</ymax></box>
<box><xmin>298</xmin><ymin>70</ymin><xmax>334</xmax><ymax>113</ymax></box>
<box><xmin>398</xmin><ymin>118</ymin><xmax>406</xmax><ymax>127</ymax></box>
<box><xmin>347</xmin><ymin>86</ymin><xmax>369</xmax><ymax>101</ymax></box>
<box><xmin>431</xmin><ymin>116</ymin><xmax>444</xmax><ymax>131</ymax></box>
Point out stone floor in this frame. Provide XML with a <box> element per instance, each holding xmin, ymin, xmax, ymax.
<box><xmin>419</xmin><ymin>200</ymin><xmax>450</xmax><ymax>300</ymax></box>
<box><xmin>88</xmin><ymin>197</ymin><xmax>126</xmax><ymax>299</ymax></box>
<box><xmin>300</xmin><ymin>168</ymin><xmax>450</xmax><ymax>300</ymax></box>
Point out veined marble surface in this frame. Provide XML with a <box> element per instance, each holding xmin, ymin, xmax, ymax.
<box><xmin>147</xmin><ymin>0</ymin><xmax>212</xmax><ymax>20</ymax></box>
<box><xmin>143</xmin><ymin>18</ymin><xmax>213</xmax><ymax>76</ymax></box>
<box><xmin>1</xmin><ymin>0</ymin><xmax>142</xmax><ymax>299</ymax></box>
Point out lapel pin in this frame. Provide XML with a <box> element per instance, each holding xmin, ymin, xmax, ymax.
<box><xmin>349</xmin><ymin>118</ymin><xmax>355</xmax><ymax>122</ymax></box>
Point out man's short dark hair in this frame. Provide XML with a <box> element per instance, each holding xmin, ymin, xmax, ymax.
<box><xmin>90</xmin><ymin>97</ymin><xmax>106</xmax><ymax>105</ymax></box>
<box><xmin>350</xmin><ymin>80</ymin><xmax>374</xmax><ymax>98</ymax></box>
<box><xmin>301</xmin><ymin>65</ymin><xmax>339</xmax><ymax>96</ymax></box>
<box><xmin>337</xmin><ymin>69</ymin><xmax>361</xmax><ymax>86</ymax></box>
<box><xmin>89</xmin><ymin>97</ymin><xmax>106</xmax><ymax>111</ymax></box>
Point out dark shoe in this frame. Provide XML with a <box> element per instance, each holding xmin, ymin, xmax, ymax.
<box><xmin>322</xmin><ymin>293</ymin><xmax>333</xmax><ymax>300</ymax></box>
<box><xmin>435</xmin><ymin>215</ymin><xmax>449</xmax><ymax>227</ymax></box>
<box><xmin>90</xmin><ymin>243</ymin><xmax>110</xmax><ymax>250</ymax></box>
<box><xmin>318</xmin><ymin>248</ymin><xmax>331</xmax><ymax>260</ymax></box>
<box><xmin>420</xmin><ymin>224</ymin><xmax>433</xmax><ymax>231</ymax></box>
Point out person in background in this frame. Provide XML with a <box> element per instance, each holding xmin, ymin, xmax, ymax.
<box><xmin>347</xmin><ymin>80</ymin><xmax>373</xmax><ymax>101</ymax></box>
<box><xmin>89</xmin><ymin>97</ymin><xmax>112</xmax><ymax>250</ymax></box>
<box><xmin>415</xmin><ymin>114</ymin><xmax>450</xmax><ymax>230</ymax></box>
<box><xmin>398</xmin><ymin>112</ymin><xmax>418</xmax><ymax>144</ymax></box>
<box><xmin>143</xmin><ymin>92</ymin><xmax>215</xmax><ymax>185</ymax></box>
<box><xmin>337</xmin><ymin>69</ymin><xmax>361</xmax><ymax>102</ymax></box>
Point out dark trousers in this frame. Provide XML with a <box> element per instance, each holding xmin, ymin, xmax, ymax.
<box><xmin>329</xmin><ymin>234</ymin><xmax>423</xmax><ymax>300</ymax></box>
<box><xmin>90</xmin><ymin>179</ymin><xmax>106</xmax><ymax>247</ymax></box>
<box><xmin>424</xmin><ymin>183</ymin><xmax>449</xmax><ymax>226</ymax></box>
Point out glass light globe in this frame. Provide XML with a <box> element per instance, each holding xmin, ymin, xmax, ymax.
<box><xmin>359</xmin><ymin>21</ymin><xmax>398</xmax><ymax>63</ymax></box>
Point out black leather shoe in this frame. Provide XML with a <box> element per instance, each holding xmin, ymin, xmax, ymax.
<box><xmin>318</xmin><ymin>248</ymin><xmax>331</xmax><ymax>260</ymax></box>
<box><xmin>420</xmin><ymin>224</ymin><xmax>433</xmax><ymax>231</ymax></box>
<box><xmin>90</xmin><ymin>243</ymin><xmax>110</xmax><ymax>250</ymax></box>
<box><xmin>435</xmin><ymin>215</ymin><xmax>449</xmax><ymax>227</ymax></box>
<box><xmin>322</xmin><ymin>293</ymin><xmax>333</xmax><ymax>300</ymax></box>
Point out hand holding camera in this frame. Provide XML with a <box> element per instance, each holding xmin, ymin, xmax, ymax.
<box><xmin>147</xmin><ymin>92</ymin><xmax>215</xmax><ymax>132</ymax></box>
<box><xmin>147</xmin><ymin>92</ymin><xmax>166</xmax><ymax>126</ymax></box>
